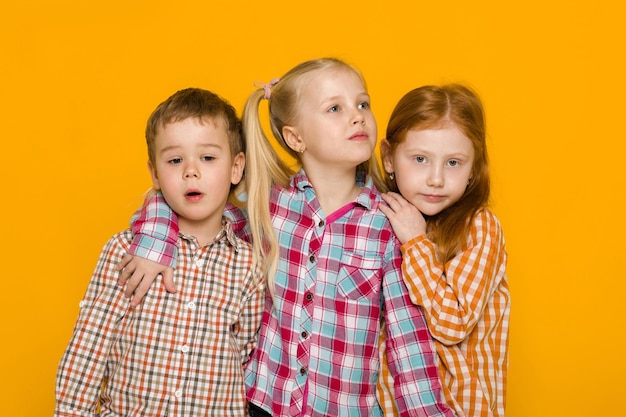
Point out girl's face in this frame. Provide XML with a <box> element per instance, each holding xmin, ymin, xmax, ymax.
<box><xmin>283</xmin><ymin>68</ymin><xmax>377</xmax><ymax>173</ymax></box>
<box><xmin>383</xmin><ymin>126</ymin><xmax>474</xmax><ymax>216</ymax></box>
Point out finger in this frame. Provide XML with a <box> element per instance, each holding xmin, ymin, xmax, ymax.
<box><xmin>382</xmin><ymin>192</ymin><xmax>402</xmax><ymax>206</ymax></box>
<box><xmin>379</xmin><ymin>204</ymin><xmax>391</xmax><ymax>217</ymax></box>
<box><xmin>117</xmin><ymin>263</ymin><xmax>136</xmax><ymax>286</ymax></box>
<box><xmin>162</xmin><ymin>269</ymin><xmax>178</xmax><ymax>294</ymax></box>
<box><xmin>380</xmin><ymin>193</ymin><xmax>394</xmax><ymax>206</ymax></box>
<box><xmin>380</xmin><ymin>204</ymin><xmax>400</xmax><ymax>222</ymax></box>
<box><xmin>124</xmin><ymin>272</ymin><xmax>144</xmax><ymax>298</ymax></box>
<box><xmin>116</xmin><ymin>254</ymin><xmax>133</xmax><ymax>271</ymax></box>
<box><xmin>389</xmin><ymin>192</ymin><xmax>408</xmax><ymax>207</ymax></box>
<box><xmin>130</xmin><ymin>277</ymin><xmax>154</xmax><ymax>307</ymax></box>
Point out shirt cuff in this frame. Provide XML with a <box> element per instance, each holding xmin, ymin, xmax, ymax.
<box><xmin>127</xmin><ymin>234</ymin><xmax>177</xmax><ymax>268</ymax></box>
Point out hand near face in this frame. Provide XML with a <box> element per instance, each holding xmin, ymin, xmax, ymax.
<box><xmin>380</xmin><ymin>192</ymin><xmax>427</xmax><ymax>245</ymax></box>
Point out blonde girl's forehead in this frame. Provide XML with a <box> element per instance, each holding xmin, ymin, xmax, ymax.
<box><xmin>299</xmin><ymin>65</ymin><xmax>365</xmax><ymax>91</ymax></box>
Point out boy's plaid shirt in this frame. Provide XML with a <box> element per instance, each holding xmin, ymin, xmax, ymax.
<box><xmin>55</xmin><ymin>219</ymin><xmax>265</xmax><ymax>416</ymax></box>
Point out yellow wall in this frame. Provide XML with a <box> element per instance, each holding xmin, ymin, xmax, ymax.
<box><xmin>2</xmin><ymin>1</ymin><xmax>624</xmax><ymax>415</ymax></box>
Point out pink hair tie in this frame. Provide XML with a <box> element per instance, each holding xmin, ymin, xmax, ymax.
<box><xmin>254</xmin><ymin>78</ymin><xmax>280</xmax><ymax>100</ymax></box>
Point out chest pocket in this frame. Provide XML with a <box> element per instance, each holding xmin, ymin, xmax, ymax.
<box><xmin>337</xmin><ymin>252</ymin><xmax>382</xmax><ymax>301</ymax></box>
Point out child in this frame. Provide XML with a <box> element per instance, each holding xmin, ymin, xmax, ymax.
<box><xmin>55</xmin><ymin>88</ymin><xmax>265</xmax><ymax>417</ymax></box>
<box><xmin>378</xmin><ymin>84</ymin><xmax>510</xmax><ymax>417</ymax></box>
<box><xmin>118</xmin><ymin>58</ymin><xmax>453</xmax><ymax>417</ymax></box>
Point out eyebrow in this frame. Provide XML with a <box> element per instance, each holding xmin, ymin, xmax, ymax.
<box><xmin>320</xmin><ymin>92</ymin><xmax>370</xmax><ymax>105</ymax></box>
<box><xmin>158</xmin><ymin>142</ymin><xmax>224</xmax><ymax>154</ymax></box>
<box><xmin>405</xmin><ymin>147</ymin><xmax>472</xmax><ymax>158</ymax></box>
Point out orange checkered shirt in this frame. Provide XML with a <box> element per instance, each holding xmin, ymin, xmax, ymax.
<box><xmin>378</xmin><ymin>208</ymin><xmax>510</xmax><ymax>417</ymax></box>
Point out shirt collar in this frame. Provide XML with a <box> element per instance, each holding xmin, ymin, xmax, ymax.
<box><xmin>291</xmin><ymin>168</ymin><xmax>377</xmax><ymax>211</ymax></box>
<box><xmin>179</xmin><ymin>217</ymin><xmax>242</xmax><ymax>251</ymax></box>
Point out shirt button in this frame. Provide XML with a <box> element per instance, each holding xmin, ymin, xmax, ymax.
<box><xmin>309</xmin><ymin>255</ymin><xmax>315</xmax><ymax>263</ymax></box>
<box><xmin>175</xmin><ymin>389</ymin><xmax>183</xmax><ymax>398</ymax></box>
<box><xmin>300</xmin><ymin>367</ymin><xmax>307</xmax><ymax>375</ymax></box>
<box><xmin>195</xmin><ymin>260</ymin><xmax>202</xmax><ymax>267</ymax></box>
<box><xmin>78</xmin><ymin>300</ymin><xmax>86</xmax><ymax>308</ymax></box>
<box><xmin>181</xmin><ymin>345</ymin><xmax>190</xmax><ymax>353</ymax></box>
<box><xmin>301</xmin><ymin>331</ymin><xmax>308</xmax><ymax>339</ymax></box>
<box><xmin>187</xmin><ymin>301</ymin><xmax>197</xmax><ymax>310</ymax></box>
<box><xmin>305</xmin><ymin>293</ymin><xmax>313</xmax><ymax>302</ymax></box>
<box><xmin>318</xmin><ymin>220</ymin><xmax>324</xmax><ymax>227</ymax></box>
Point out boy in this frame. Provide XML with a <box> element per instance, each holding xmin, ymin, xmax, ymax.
<box><xmin>54</xmin><ymin>88</ymin><xmax>265</xmax><ymax>416</ymax></box>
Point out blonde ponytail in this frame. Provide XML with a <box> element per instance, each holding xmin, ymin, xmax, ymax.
<box><xmin>243</xmin><ymin>88</ymin><xmax>293</xmax><ymax>296</ymax></box>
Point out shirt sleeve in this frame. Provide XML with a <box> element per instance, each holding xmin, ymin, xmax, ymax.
<box><xmin>55</xmin><ymin>233</ymin><xmax>133</xmax><ymax>417</ymax></box>
<box><xmin>381</xmin><ymin>237</ymin><xmax>454</xmax><ymax>417</ymax></box>
<box><xmin>128</xmin><ymin>191</ymin><xmax>179</xmax><ymax>268</ymax></box>
<box><xmin>224</xmin><ymin>202</ymin><xmax>252</xmax><ymax>243</ymax></box>
<box><xmin>127</xmin><ymin>193</ymin><xmax>252</xmax><ymax>268</ymax></box>
<box><xmin>400</xmin><ymin>208</ymin><xmax>507</xmax><ymax>345</ymax></box>
<box><xmin>236</xmin><ymin>258</ymin><xmax>266</xmax><ymax>365</ymax></box>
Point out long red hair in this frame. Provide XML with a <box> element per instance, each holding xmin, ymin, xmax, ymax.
<box><xmin>383</xmin><ymin>84</ymin><xmax>490</xmax><ymax>263</ymax></box>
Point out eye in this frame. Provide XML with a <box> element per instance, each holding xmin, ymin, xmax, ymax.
<box><xmin>447</xmin><ymin>160</ymin><xmax>459</xmax><ymax>167</ymax></box>
<box><xmin>415</xmin><ymin>156</ymin><xmax>426</xmax><ymax>163</ymax></box>
<box><xmin>168</xmin><ymin>157</ymin><xmax>182</xmax><ymax>165</ymax></box>
<box><xmin>202</xmin><ymin>155</ymin><xmax>216</xmax><ymax>162</ymax></box>
<box><xmin>328</xmin><ymin>105</ymin><xmax>339</xmax><ymax>113</ymax></box>
<box><xmin>358</xmin><ymin>101</ymin><xmax>370</xmax><ymax>110</ymax></box>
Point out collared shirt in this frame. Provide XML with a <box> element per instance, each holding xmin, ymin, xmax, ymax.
<box><xmin>379</xmin><ymin>208</ymin><xmax>509</xmax><ymax>417</ymax></box>
<box><xmin>127</xmin><ymin>173</ymin><xmax>453</xmax><ymax>417</ymax></box>
<box><xmin>244</xmin><ymin>170</ymin><xmax>452</xmax><ymax>417</ymax></box>
<box><xmin>55</xmin><ymin>219</ymin><xmax>265</xmax><ymax>417</ymax></box>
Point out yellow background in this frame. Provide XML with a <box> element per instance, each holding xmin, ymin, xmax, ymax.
<box><xmin>1</xmin><ymin>1</ymin><xmax>624</xmax><ymax>415</ymax></box>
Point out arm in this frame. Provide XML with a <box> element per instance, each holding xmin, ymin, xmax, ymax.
<box><xmin>236</xmin><ymin>260</ymin><xmax>266</xmax><ymax>365</ymax></box>
<box><xmin>118</xmin><ymin>193</ymin><xmax>251</xmax><ymax>306</ymax></box>
<box><xmin>401</xmin><ymin>208</ymin><xmax>507</xmax><ymax>345</ymax></box>
<box><xmin>382</xmin><ymin>237</ymin><xmax>453</xmax><ymax>417</ymax></box>
<box><xmin>224</xmin><ymin>201</ymin><xmax>252</xmax><ymax>243</ymax></box>
<box><xmin>55</xmin><ymin>234</ymin><xmax>132</xmax><ymax>416</ymax></box>
<box><xmin>117</xmin><ymin>192</ymin><xmax>179</xmax><ymax>305</ymax></box>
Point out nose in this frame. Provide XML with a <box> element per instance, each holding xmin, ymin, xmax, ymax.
<box><xmin>184</xmin><ymin>163</ymin><xmax>200</xmax><ymax>179</ymax></box>
<box><xmin>351</xmin><ymin>108</ymin><xmax>365</xmax><ymax>125</ymax></box>
<box><xmin>426</xmin><ymin>166</ymin><xmax>443</xmax><ymax>187</ymax></box>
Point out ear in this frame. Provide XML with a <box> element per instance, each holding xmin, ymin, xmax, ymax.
<box><xmin>148</xmin><ymin>160</ymin><xmax>161</xmax><ymax>190</ymax></box>
<box><xmin>380</xmin><ymin>139</ymin><xmax>394</xmax><ymax>174</ymax></box>
<box><xmin>230</xmin><ymin>152</ymin><xmax>245</xmax><ymax>185</ymax></box>
<box><xmin>282</xmin><ymin>125</ymin><xmax>305</xmax><ymax>153</ymax></box>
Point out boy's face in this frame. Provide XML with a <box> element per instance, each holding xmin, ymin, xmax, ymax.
<box><xmin>149</xmin><ymin>117</ymin><xmax>244</xmax><ymax>240</ymax></box>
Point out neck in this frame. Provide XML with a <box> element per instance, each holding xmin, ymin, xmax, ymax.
<box><xmin>304</xmin><ymin>166</ymin><xmax>361</xmax><ymax>215</ymax></box>
<box><xmin>178</xmin><ymin>216</ymin><xmax>222</xmax><ymax>247</ymax></box>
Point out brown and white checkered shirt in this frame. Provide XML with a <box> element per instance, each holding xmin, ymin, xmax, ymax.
<box><xmin>55</xmin><ymin>218</ymin><xmax>265</xmax><ymax>417</ymax></box>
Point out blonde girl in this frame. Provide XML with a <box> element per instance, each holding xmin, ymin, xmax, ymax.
<box><xmin>378</xmin><ymin>84</ymin><xmax>510</xmax><ymax>417</ymax></box>
<box><xmin>241</xmin><ymin>58</ymin><xmax>452</xmax><ymax>417</ymax></box>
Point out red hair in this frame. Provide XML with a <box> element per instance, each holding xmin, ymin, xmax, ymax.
<box><xmin>384</xmin><ymin>84</ymin><xmax>490</xmax><ymax>263</ymax></box>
